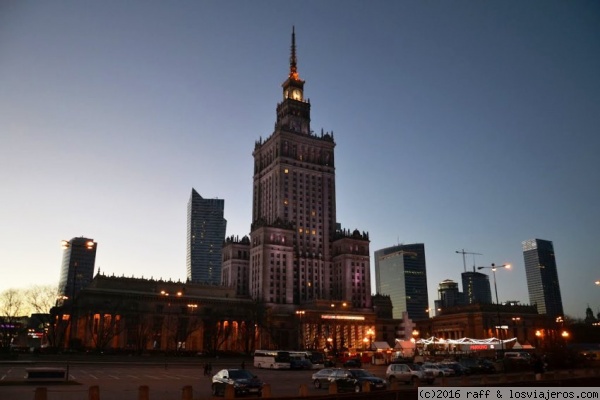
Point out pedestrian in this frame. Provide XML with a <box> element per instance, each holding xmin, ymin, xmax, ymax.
<box><xmin>533</xmin><ymin>355</ymin><xmax>544</xmax><ymax>380</ymax></box>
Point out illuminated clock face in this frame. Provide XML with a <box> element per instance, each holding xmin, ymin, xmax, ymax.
<box><xmin>292</xmin><ymin>89</ymin><xmax>302</xmax><ymax>100</ymax></box>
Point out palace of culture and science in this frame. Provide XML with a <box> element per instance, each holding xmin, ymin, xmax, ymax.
<box><xmin>53</xmin><ymin>29</ymin><xmax>558</xmax><ymax>355</ymax></box>
<box><xmin>54</xmin><ymin>29</ymin><xmax>388</xmax><ymax>354</ymax></box>
<box><xmin>223</xmin><ymin>28</ymin><xmax>372</xmax><ymax>309</ymax></box>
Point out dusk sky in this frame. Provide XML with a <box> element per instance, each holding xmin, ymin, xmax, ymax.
<box><xmin>1</xmin><ymin>1</ymin><xmax>599</xmax><ymax>319</ymax></box>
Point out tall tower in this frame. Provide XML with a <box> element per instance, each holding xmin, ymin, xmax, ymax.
<box><xmin>187</xmin><ymin>188</ymin><xmax>227</xmax><ymax>284</ymax></box>
<box><xmin>249</xmin><ymin>28</ymin><xmax>371</xmax><ymax>307</ymax></box>
<box><xmin>522</xmin><ymin>238</ymin><xmax>564</xmax><ymax>317</ymax></box>
<box><xmin>461</xmin><ymin>271</ymin><xmax>492</xmax><ymax>304</ymax></box>
<box><xmin>57</xmin><ymin>237</ymin><xmax>97</xmax><ymax>300</ymax></box>
<box><xmin>374</xmin><ymin>244</ymin><xmax>429</xmax><ymax>320</ymax></box>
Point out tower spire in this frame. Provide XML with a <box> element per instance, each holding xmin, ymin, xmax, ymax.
<box><xmin>289</xmin><ymin>26</ymin><xmax>300</xmax><ymax>81</ymax></box>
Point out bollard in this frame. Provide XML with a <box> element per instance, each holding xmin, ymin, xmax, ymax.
<box><xmin>361</xmin><ymin>380</ymin><xmax>371</xmax><ymax>392</ymax></box>
<box><xmin>328</xmin><ymin>381</ymin><xmax>338</xmax><ymax>394</ymax></box>
<box><xmin>138</xmin><ymin>385</ymin><xmax>149</xmax><ymax>400</ymax></box>
<box><xmin>34</xmin><ymin>387</ymin><xmax>47</xmax><ymax>400</ymax></box>
<box><xmin>298</xmin><ymin>384</ymin><xmax>309</xmax><ymax>397</ymax></box>
<box><xmin>412</xmin><ymin>377</ymin><xmax>420</xmax><ymax>388</ymax></box>
<box><xmin>262</xmin><ymin>383</ymin><xmax>272</xmax><ymax>398</ymax></box>
<box><xmin>224</xmin><ymin>384</ymin><xmax>236</xmax><ymax>399</ymax></box>
<box><xmin>89</xmin><ymin>385</ymin><xmax>100</xmax><ymax>400</ymax></box>
<box><xmin>440</xmin><ymin>376</ymin><xmax>447</xmax><ymax>386</ymax></box>
<box><xmin>390</xmin><ymin>381</ymin><xmax>400</xmax><ymax>390</ymax></box>
<box><xmin>461</xmin><ymin>375</ymin><xmax>469</xmax><ymax>386</ymax></box>
<box><xmin>181</xmin><ymin>385</ymin><xmax>193</xmax><ymax>400</ymax></box>
<box><xmin>480</xmin><ymin>375</ymin><xmax>487</xmax><ymax>385</ymax></box>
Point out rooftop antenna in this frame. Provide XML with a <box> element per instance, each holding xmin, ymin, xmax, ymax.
<box><xmin>455</xmin><ymin>249</ymin><xmax>483</xmax><ymax>272</ymax></box>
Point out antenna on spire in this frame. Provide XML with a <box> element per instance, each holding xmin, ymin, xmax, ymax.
<box><xmin>289</xmin><ymin>26</ymin><xmax>299</xmax><ymax>80</ymax></box>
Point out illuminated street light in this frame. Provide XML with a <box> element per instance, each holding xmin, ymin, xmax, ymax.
<box><xmin>477</xmin><ymin>263</ymin><xmax>511</xmax><ymax>357</ymax></box>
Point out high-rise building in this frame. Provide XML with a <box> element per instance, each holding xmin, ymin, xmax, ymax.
<box><xmin>247</xmin><ymin>28</ymin><xmax>371</xmax><ymax>308</ymax></box>
<box><xmin>374</xmin><ymin>243</ymin><xmax>429</xmax><ymax>320</ymax></box>
<box><xmin>461</xmin><ymin>271</ymin><xmax>492</xmax><ymax>305</ymax></box>
<box><xmin>436</xmin><ymin>279</ymin><xmax>464</xmax><ymax>310</ymax></box>
<box><xmin>187</xmin><ymin>188</ymin><xmax>227</xmax><ymax>284</ymax></box>
<box><xmin>522</xmin><ymin>238</ymin><xmax>564</xmax><ymax>317</ymax></box>
<box><xmin>57</xmin><ymin>237</ymin><xmax>97</xmax><ymax>300</ymax></box>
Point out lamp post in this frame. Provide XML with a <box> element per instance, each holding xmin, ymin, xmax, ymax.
<box><xmin>477</xmin><ymin>263</ymin><xmax>511</xmax><ymax>358</ymax></box>
<box><xmin>411</xmin><ymin>329</ymin><xmax>419</xmax><ymax>357</ymax></box>
<box><xmin>366</xmin><ymin>328</ymin><xmax>374</xmax><ymax>350</ymax></box>
<box><xmin>295</xmin><ymin>310</ymin><xmax>305</xmax><ymax>350</ymax></box>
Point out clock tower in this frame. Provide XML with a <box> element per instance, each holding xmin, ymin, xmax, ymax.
<box><xmin>277</xmin><ymin>26</ymin><xmax>310</xmax><ymax>135</ymax></box>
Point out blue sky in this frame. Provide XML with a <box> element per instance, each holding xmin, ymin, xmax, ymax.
<box><xmin>1</xmin><ymin>1</ymin><xmax>599</xmax><ymax>319</ymax></box>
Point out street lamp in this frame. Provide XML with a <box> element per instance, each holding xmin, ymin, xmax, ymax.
<box><xmin>366</xmin><ymin>328</ymin><xmax>374</xmax><ymax>350</ymax></box>
<box><xmin>477</xmin><ymin>263</ymin><xmax>511</xmax><ymax>357</ymax></box>
<box><xmin>295</xmin><ymin>310</ymin><xmax>305</xmax><ymax>349</ymax></box>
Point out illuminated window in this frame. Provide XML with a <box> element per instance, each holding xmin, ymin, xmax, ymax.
<box><xmin>284</xmin><ymin>168</ymin><xmax>289</xmax><ymax>174</ymax></box>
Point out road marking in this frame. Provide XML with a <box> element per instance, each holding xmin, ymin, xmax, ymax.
<box><xmin>89</xmin><ymin>374</ymin><xmax>98</xmax><ymax>379</ymax></box>
<box><xmin>108</xmin><ymin>375</ymin><xmax>120</xmax><ymax>379</ymax></box>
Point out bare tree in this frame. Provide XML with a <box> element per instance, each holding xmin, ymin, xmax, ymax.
<box><xmin>25</xmin><ymin>285</ymin><xmax>58</xmax><ymax>314</ymax></box>
<box><xmin>0</xmin><ymin>289</ymin><xmax>25</xmax><ymax>349</ymax></box>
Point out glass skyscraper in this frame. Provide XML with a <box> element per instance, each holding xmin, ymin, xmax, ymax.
<box><xmin>374</xmin><ymin>243</ymin><xmax>429</xmax><ymax>320</ymax></box>
<box><xmin>461</xmin><ymin>271</ymin><xmax>492</xmax><ymax>304</ymax></box>
<box><xmin>522</xmin><ymin>238</ymin><xmax>564</xmax><ymax>317</ymax></box>
<box><xmin>57</xmin><ymin>237</ymin><xmax>97</xmax><ymax>300</ymax></box>
<box><xmin>187</xmin><ymin>189</ymin><xmax>226</xmax><ymax>284</ymax></box>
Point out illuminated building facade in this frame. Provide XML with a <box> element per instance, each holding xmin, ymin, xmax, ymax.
<box><xmin>248</xmin><ymin>28</ymin><xmax>371</xmax><ymax>310</ymax></box>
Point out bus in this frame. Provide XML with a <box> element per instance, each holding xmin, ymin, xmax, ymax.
<box><xmin>253</xmin><ymin>350</ymin><xmax>291</xmax><ymax>369</ymax></box>
<box><xmin>290</xmin><ymin>350</ymin><xmax>326</xmax><ymax>369</ymax></box>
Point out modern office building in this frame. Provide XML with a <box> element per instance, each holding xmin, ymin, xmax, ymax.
<box><xmin>57</xmin><ymin>237</ymin><xmax>97</xmax><ymax>300</ymax></box>
<box><xmin>522</xmin><ymin>238</ymin><xmax>564</xmax><ymax>318</ymax></box>
<box><xmin>247</xmin><ymin>28</ymin><xmax>371</xmax><ymax>309</ymax></box>
<box><xmin>374</xmin><ymin>243</ymin><xmax>429</xmax><ymax>321</ymax></box>
<box><xmin>461</xmin><ymin>271</ymin><xmax>492</xmax><ymax>305</ymax></box>
<box><xmin>436</xmin><ymin>279</ymin><xmax>464</xmax><ymax>311</ymax></box>
<box><xmin>186</xmin><ymin>188</ymin><xmax>227</xmax><ymax>284</ymax></box>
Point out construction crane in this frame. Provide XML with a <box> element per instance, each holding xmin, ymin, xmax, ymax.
<box><xmin>455</xmin><ymin>249</ymin><xmax>483</xmax><ymax>272</ymax></box>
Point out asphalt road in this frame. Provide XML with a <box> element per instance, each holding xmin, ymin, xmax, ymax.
<box><xmin>2</xmin><ymin>357</ymin><xmax>597</xmax><ymax>400</ymax></box>
<box><xmin>0</xmin><ymin>360</ymin><xmax>398</xmax><ymax>400</ymax></box>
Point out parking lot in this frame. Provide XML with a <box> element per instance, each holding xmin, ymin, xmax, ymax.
<box><xmin>0</xmin><ymin>360</ymin><xmax>402</xmax><ymax>400</ymax></box>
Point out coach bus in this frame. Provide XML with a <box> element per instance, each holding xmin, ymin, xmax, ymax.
<box><xmin>253</xmin><ymin>350</ymin><xmax>291</xmax><ymax>369</ymax></box>
<box><xmin>290</xmin><ymin>350</ymin><xmax>326</xmax><ymax>369</ymax></box>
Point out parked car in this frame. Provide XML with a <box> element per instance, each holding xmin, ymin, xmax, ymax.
<box><xmin>459</xmin><ymin>358</ymin><xmax>497</xmax><ymax>374</ymax></box>
<box><xmin>290</xmin><ymin>357</ymin><xmax>313</xmax><ymax>370</ymax></box>
<box><xmin>421</xmin><ymin>362</ymin><xmax>450</xmax><ymax>377</ymax></box>
<box><xmin>330</xmin><ymin>368</ymin><xmax>387</xmax><ymax>392</ymax></box>
<box><xmin>343</xmin><ymin>358</ymin><xmax>362</xmax><ymax>368</ymax></box>
<box><xmin>211</xmin><ymin>368</ymin><xmax>264</xmax><ymax>397</ymax></box>
<box><xmin>439</xmin><ymin>361</ymin><xmax>471</xmax><ymax>376</ymax></box>
<box><xmin>386</xmin><ymin>363</ymin><xmax>435</xmax><ymax>385</ymax></box>
<box><xmin>312</xmin><ymin>368</ymin><xmax>339</xmax><ymax>389</ymax></box>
